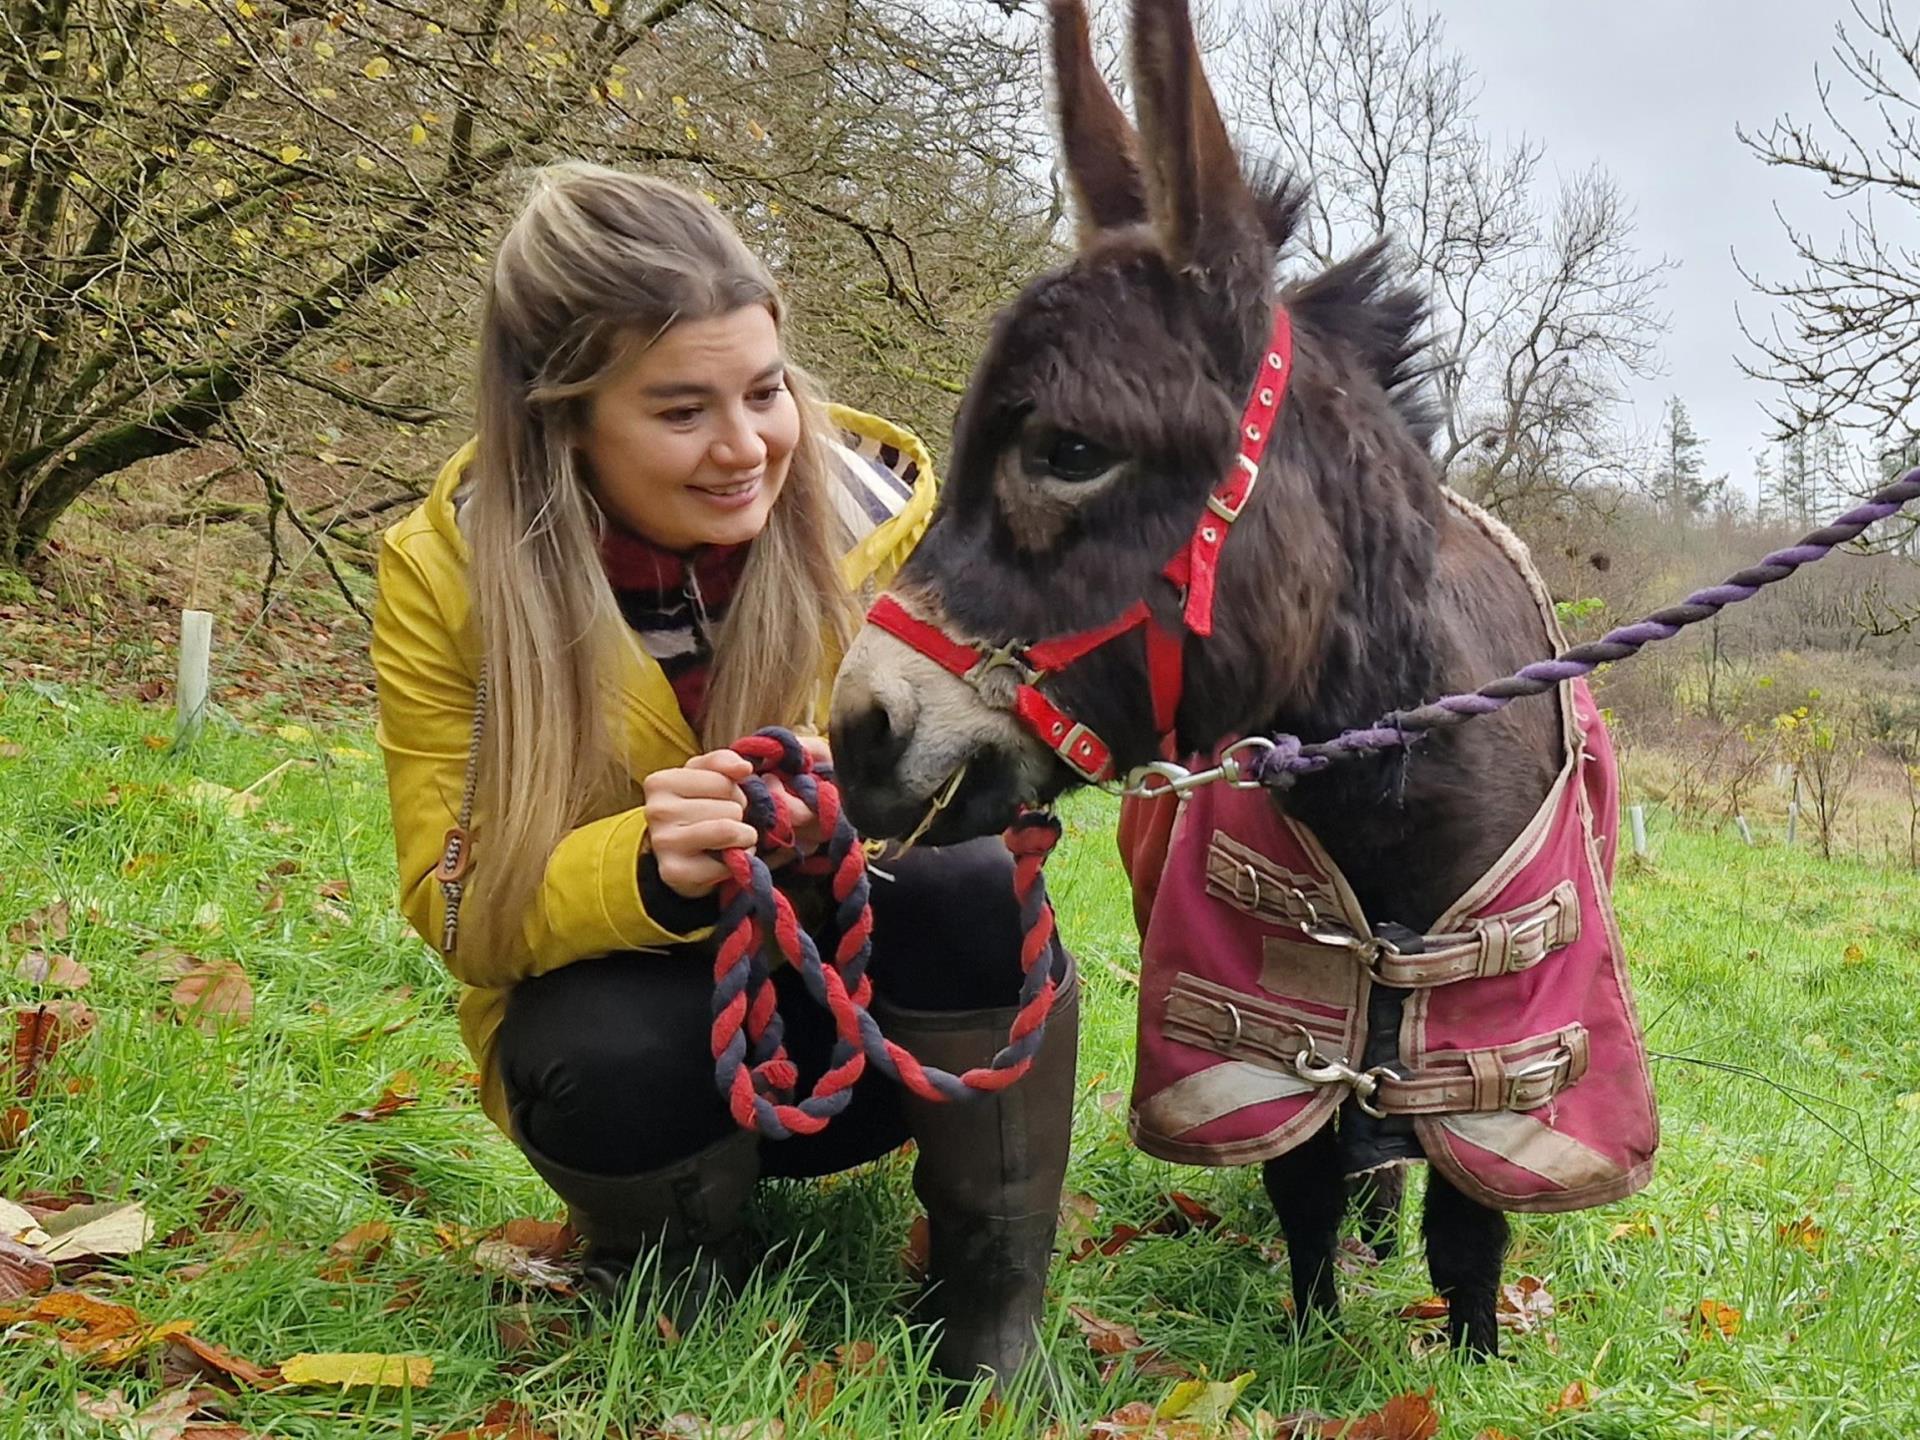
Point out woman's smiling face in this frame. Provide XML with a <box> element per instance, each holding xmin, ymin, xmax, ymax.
<box><xmin>582</xmin><ymin>305</ymin><xmax>800</xmax><ymax>551</ymax></box>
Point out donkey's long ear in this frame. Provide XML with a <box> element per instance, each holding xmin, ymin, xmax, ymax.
<box><xmin>1129</xmin><ymin>0</ymin><xmax>1265</xmax><ymax>281</ymax></box>
<box><xmin>1050</xmin><ymin>0</ymin><xmax>1147</xmax><ymax>238</ymax></box>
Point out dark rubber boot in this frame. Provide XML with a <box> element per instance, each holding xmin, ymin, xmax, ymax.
<box><xmin>512</xmin><ymin>1117</ymin><xmax>759</xmax><ymax>1327</ymax></box>
<box><xmin>874</xmin><ymin>954</ymin><xmax>1080</xmax><ymax>1388</ymax></box>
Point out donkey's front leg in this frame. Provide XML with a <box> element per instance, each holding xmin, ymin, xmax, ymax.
<box><xmin>1423</xmin><ymin>1172</ymin><xmax>1508</xmax><ymax>1355</ymax></box>
<box><xmin>1262</xmin><ymin>1123</ymin><xmax>1346</xmax><ymax>1326</ymax></box>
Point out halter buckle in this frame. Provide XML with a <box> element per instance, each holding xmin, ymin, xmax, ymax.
<box><xmin>1055</xmin><ymin>722</ymin><xmax>1111</xmax><ymax>782</ymax></box>
<box><xmin>974</xmin><ymin>641</ymin><xmax>1039</xmax><ymax>686</ymax></box>
<box><xmin>1208</xmin><ymin>462</ymin><xmax>1259</xmax><ymax>522</ymax></box>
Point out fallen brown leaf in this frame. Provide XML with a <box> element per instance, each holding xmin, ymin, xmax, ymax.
<box><xmin>163</xmin><ymin>1332</ymin><xmax>280</xmax><ymax>1389</ymax></box>
<box><xmin>9</xmin><ymin>1001</ymin><xmax>95</xmax><ymax>1099</ymax></box>
<box><xmin>1084</xmin><ymin>1401</ymin><xmax>1160</xmax><ymax>1437</ymax></box>
<box><xmin>0</xmin><ymin>1236</ymin><xmax>56</xmax><ymax>1299</ymax></box>
<box><xmin>793</xmin><ymin>1360</ymin><xmax>837</xmax><ymax>1418</ymax></box>
<box><xmin>900</xmin><ymin>1213</ymin><xmax>930</xmax><ymax>1280</ymax></box>
<box><xmin>7</xmin><ymin>900</ymin><xmax>71</xmax><ymax>947</ymax></box>
<box><xmin>1164</xmin><ymin>1192</ymin><xmax>1223</xmax><ymax>1230</ymax></box>
<box><xmin>370</xmin><ymin>1157</ymin><xmax>431</xmax><ymax>1207</ymax></box>
<box><xmin>140</xmin><ymin>948</ymin><xmax>202</xmax><ymax>979</ymax></box>
<box><xmin>3</xmin><ymin>1290</ymin><xmax>195</xmax><ymax>1365</ymax></box>
<box><xmin>38</xmin><ymin>1200</ymin><xmax>153</xmax><ymax>1263</ymax></box>
<box><xmin>1059</xmin><ymin>1190</ymin><xmax>1102</xmax><ymax>1252</ymax></box>
<box><xmin>334</xmin><ymin>1071</ymin><xmax>419</xmax><ymax>1123</ymax></box>
<box><xmin>495</xmin><ymin>1313</ymin><xmax>536</xmax><ymax>1354</ymax></box>
<box><xmin>318</xmin><ymin>879</ymin><xmax>352</xmax><ymax>901</ymax></box>
<box><xmin>1497</xmin><ymin>1276</ymin><xmax>1555</xmax><ymax>1334</ymax></box>
<box><xmin>497</xmin><ymin>1217</ymin><xmax>575</xmax><ymax>1260</ymax></box>
<box><xmin>196</xmin><ymin>1186</ymin><xmax>245</xmax><ymax>1231</ymax></box>
<box><xmin>1695</xmin><ymin>1298</ymin><xmax>1742</xmax><ymax>1338</ymax></box>
<box><xmin>76</xmin><ymin>1383</ymin><xmax>215</xmax><ymax>1439</ymax></box>
<box><xmin>1777</xmin><ymin>1216</ymin><xmax>1824</xmax><ymax>1253</ymax></box>
<box><xmin>1270</xmin><ymin>1390</ymin><xmax>1440</xmax><ymax>1439</ymax></box>
<box><xmin>4</xmin><ymin>950</ymin><xmax>91</xmax><ymax>989</ymax></box>
<box><xmin>472</xmin><ymin>1237</ymin><xmax>575</xmax><ymax>1293</ymax></box>
<box><xmin>318</xmin><ymin>1221</ymin><xmax>390</xmax><ymax>1281</ymax></box>
<box><xmin>833</xmin><ymin>1340</ymin><xmax>884</xmax><ymax>1374</ymax></box>
<box><xmin>169</xmin><ymin>962</ymin><xmax>253</xmax><ymax>1031</ymax></box>
<box><xmin>1069</xmin><ymin>1304</ymin><xmax>1147</xmax><ymax>1357</ymax></box>
<box><xmin>440</xmin><ymin>1397</ymin><xmax>559</xmax><ymax>1440</ymax></box>
<box><xmin>1546</xmin><ymin>1380</ymin><xmax>1592</xmax><ymax>1416</ymax></box>
<box><xmin>383</xmin><ymin>1276</ymin><xmax>426</xmax><ymax>1315</ymax></box>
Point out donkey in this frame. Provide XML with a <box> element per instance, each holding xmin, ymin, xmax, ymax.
<box><xmin>829</xmin><ymin>0</ymin><xmax>1656</xmax><ymax>1355</ymax></box>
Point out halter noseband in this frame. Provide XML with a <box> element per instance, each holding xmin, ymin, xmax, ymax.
<box><xmin>866</xmin><ymin>306</ymin><xmax>1296</xmax><ymax>783</ymax></box>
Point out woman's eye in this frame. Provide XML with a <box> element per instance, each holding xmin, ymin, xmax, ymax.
<box><xmin>747</xmin><ymin>385</ymin><xmax>786</xmax><ymax>406</ymax></box>
<box><xmin>660</xmin><ymin>407</ymin><xmax>701</xmax><ymax>426</ymax></box>
<box><xmin>1035</xmin><ymin>429</ymin><xmax>1117</xmax><ymax>483</ymax></box>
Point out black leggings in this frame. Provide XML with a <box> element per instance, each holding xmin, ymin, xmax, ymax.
<box><xmin>497</xmin><ymin>836</ymin><xmax>1050</xmax><ymax>1180</ymax></box>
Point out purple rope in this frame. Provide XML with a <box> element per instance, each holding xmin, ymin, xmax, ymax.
<box><xmin>1249</xmin><ymin>467</ymin><xmax>1920</xmax><ymax>788</ymax></box>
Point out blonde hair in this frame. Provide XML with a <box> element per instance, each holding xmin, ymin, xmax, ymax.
<box><xmin>462</xmin><ymin>162</ymin><xmax>854</xmax><ymax>964</ymax></box>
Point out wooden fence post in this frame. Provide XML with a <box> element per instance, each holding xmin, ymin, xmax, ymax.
<box><xmin>175</xmin><ymin>609</ymin><xmax>213</xmax><ymax>744</ymax></box>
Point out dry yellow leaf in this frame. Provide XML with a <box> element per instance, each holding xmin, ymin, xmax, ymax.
<box><xmin>1156</xmin><ymin>1371</ymin><xmax>1254</xmax><ymax>1423</ymax></box>
<box><xmin>181</xmin><ymin>779</ymin><xmax>260</xmax><ymax>817</ymax></box>
<box><xmin>362</xmin><ymin>57</ymin><xmax>391</xmax><ymax>80</ymax></box>
<box><xmin>281</xmin><ymin>1351</ymin><xmax>432</xmax><ymax>1388</ymax></box>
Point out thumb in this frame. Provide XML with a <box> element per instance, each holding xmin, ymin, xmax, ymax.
<box><xmin>688</xmin><ymin>749</ymin><xmax>755</xmax><ymax>783</ymax></box>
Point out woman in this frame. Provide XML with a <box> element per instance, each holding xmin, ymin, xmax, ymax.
<box><xmin>370</xmin><ymin>164</ymin><xmax>1078</xmax><ymax>1385</ymax></box>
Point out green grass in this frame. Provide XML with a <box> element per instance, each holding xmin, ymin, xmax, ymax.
<box><xmin>2</xmin><ymin>682</ymin><xmax>1918</xmax><ymax>1437</ymax></box>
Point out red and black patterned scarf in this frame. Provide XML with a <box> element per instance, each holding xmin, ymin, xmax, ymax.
<box><xmin>599</xmin><ymin>525</ymin><xmax>750</xmax><ymax>728</ymax></box>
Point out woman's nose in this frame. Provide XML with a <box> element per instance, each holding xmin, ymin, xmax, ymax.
<box><xmin>711</xmin><ymin>407</ymin><xmax>768</xmax><ymax>470</ymax></box>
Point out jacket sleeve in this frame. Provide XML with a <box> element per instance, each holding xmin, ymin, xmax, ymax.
<box><xmin>371</xmin><ymin>530</ymin><xmax>712</xmax><ymax>993</ymax></box>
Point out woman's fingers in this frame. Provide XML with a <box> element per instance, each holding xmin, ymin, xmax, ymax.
<box><xmin>688</xmin><ymin>749</ymin><xmax>755</xmax><ymax>782</ymax></box>
<box><xmin>660</xmin><ymin>816</ymin><xmax>760</xmax><ymax>854</ymax></box>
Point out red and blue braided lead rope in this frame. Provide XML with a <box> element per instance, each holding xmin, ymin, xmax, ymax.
<box><xmin>709</xmin><ymin>728</ymin><xmax>1061</xmax><ymax>1140</ymax></box>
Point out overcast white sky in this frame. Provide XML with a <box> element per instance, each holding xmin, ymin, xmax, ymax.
<box><xmin>1425</xmin><ymin>0</ymin><xmax>1904</xmax><ymax>495</ymax></box>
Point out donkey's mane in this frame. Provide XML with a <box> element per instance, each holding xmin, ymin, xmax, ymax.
<box><xmin>1238</xmin><ymin>156</ymin><xmax>1436</xmax><ymax>451</ymax></box>
<box><xmin>1287</xmin><ymin>240</ymin><xmax>1437</xmax><ymax>451</ymax></box>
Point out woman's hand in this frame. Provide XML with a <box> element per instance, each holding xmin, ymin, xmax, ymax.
<box><xmin>764</xmin><ymin>735</ymin><xmax>834</xmax><ymax>859</ymax></box>
<box><xmin>641</xmin><ymin>751</ymin><xmax>758</xmax><ymax>898</ymax></box>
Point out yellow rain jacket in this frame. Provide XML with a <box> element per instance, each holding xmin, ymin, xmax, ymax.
<box><xmin>371</xmin><ymin>405</ymin><xmax>937</xmax><ymax>1133</ymax></box>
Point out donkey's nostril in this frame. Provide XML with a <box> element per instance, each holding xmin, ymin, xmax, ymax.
<box><xmin>831</xmin><ymin>698</ymin><xmax>912</xmax><ymax>785</ymax></box>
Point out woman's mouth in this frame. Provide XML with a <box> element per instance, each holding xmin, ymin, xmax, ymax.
<box><xmin>692</xmin><ymin>474</ymin><xmax>763</xmax><ymax>509</ymax></box>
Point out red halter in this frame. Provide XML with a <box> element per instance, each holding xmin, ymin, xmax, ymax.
<box><xmin>867</xmin><ymin>307</ymin><xmax>1295</xmax><ymax>784</ymax></box>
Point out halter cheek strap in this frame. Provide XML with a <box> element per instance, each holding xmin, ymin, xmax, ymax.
<box><xmin>867</xmin><ymin>306</ymin><xmax>1295</xmax><ymax>781</ymax></box>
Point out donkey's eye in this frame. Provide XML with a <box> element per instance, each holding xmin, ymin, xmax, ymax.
<box><xmin>1025</xmin><ymin>427</ymin><xmax>1118</xmax><ymax>483</ymax></box>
